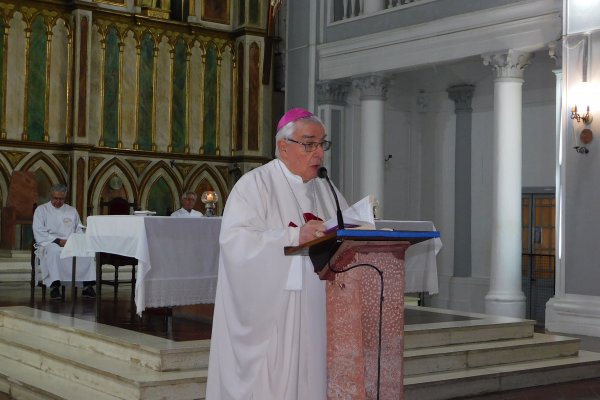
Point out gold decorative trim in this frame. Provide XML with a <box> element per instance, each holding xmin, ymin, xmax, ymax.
<box><xmin>141</xmin><ymin>8</ymin><xmax>170</xmax><ymax>20</ymax></box>
<box><xmin>94</xmin><ymin>0</ymin><xmax>127</xmax><ymax>6</ymax></box>
<box><xmin>54</xmin><ymin>152</ymin><xmax>71</xmax><ymax>173</ymax></box>
<box><xmin>1</xmin><ymin>150</ymin><xmax>28</xmax><ymax>168</ymax></box>
<box><xmin>215</xmin><ymin>165</ymin><xmax>229</xmax><ymax>183</ymax></box>
<box><xmin>174</xmin><ymin>162</ymin><xmax>194</xmax><ymax>178</ymax></box>
<box><xmin>126</xmin><ymin>158</ymin><xmax>151</xmax><ymax>177</ymax></box>
<box><xmin>88</xmin><ymin>156</ymin><xmax>104</xmax><ymax>175</ymax></box>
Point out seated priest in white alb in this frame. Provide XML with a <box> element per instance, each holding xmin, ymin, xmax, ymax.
<box><xmin>32</xmin><ymin>184</ymin><xmax>96</xmax><ymax>300</ymax></box>
<box><xmin>171</xmin><ymin>191</ymin><xmax>204</xmax><ymax>217</ymax></box>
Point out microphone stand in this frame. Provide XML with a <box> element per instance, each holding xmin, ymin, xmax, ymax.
<box><xmin>318</xmin><ymin>167</ymin><xmax>344</xmax><ymax>230</ymax></box>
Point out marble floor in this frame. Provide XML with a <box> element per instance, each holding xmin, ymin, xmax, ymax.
<box><xmin>1</xmin><ymin>281</ymin><xmax>600</xmax><ymax>399</ymax></box>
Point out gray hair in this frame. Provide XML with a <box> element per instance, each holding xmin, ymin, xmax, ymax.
<box><xmin>50</xmin><ymin>183</ymin><xmax>68</xmax><ymax>194</ymax></box>
<box><xmin>181</xmin><ymin>190</ymin><xmax>197</xmax><ymax>201</ymax></box>
<box><xmin>274</xmin><ymin>115</ymin><xmax>325</xmax><ymax>158</ymax></box>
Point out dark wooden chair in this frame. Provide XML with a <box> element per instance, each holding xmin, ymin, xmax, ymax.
<box><xmin>30</xmin><ymin>240</ymin><xmax>65</xmax><ymax>303</ymax></box>
<box><xmin>97</xmin><ymin>197</ymin><xmax>138</xmax><ymax>297</ymax></box>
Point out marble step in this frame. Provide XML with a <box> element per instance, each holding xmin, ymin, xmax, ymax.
<box><xmin>0</xmin><ymin>306</ymin><xmax>210</xmax><ymax>372</ymax></box>
<box><xmin>0</xmin><ymin>326</ymin><xmax>207</xmax><ymax>400</ymax></box>
<box><xmin>404</xmin><ymin>306</ymin><xmax>535</xmax><ymax>350</ymax></box>
<box><xmin>404</xmin><ymin>350</ymin><xmax>600</xmax><ymax>400</ymax></box>
<box><xmin>0</xmin><ymin>250</ymin><xmax>30</xmax><ymax>259</ymax></box>
<box><xmin>404</xmin><ymin>332</ymin><xmax>580</xmax><ymax>376</ymax></box>
<box><xmin>0</xmin><ymin>259</ymin><xmax>31</xmax><ymax>282</ymax></box>
<box><xmin>0</xmin><ymin>355</ymin><xmax>121</xmax><ymax>400</ymax></box>
<box><xmin>0</xmin><ymin>261</ymin><xmax>134</xmax><ymax>283</ymax></box>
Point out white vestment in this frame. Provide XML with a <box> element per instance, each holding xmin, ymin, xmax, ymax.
<box><xmin>171</xmin><ymin>208</ymin><xmax>204</xmax><ymax>217</ymax></box>
<box><xmin>206</xmin><ymin>159</ymin><xmax>348</xmax><ymax>400</ymax></box>
<box><xmin>32</xmin><ymin>202</ymin><xmax>95</xmax><ymax>286</ymax></box>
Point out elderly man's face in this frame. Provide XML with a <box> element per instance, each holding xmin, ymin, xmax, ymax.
<box><xmin>50</xmin><ymin>191</ymin><xmax>66</xmax><ymax>209</ymax></box>
<box><xmin>278</xmin><ymin>120</ymin><xmax>326</xmax><ymax>182</ymax></box>
<box><xmin>182</xmin><ymin>194</ymin><xmax>197</xmax><ymax>211</ymax></box>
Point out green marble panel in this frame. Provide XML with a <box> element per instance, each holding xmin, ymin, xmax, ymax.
<box><xmin>171</xmin><ymin>39</ymin><xmax>187</xmax><ymax>153</ymax></box>
<box><xmin>138</xmin><ymin>33</ymin><xmax>154</xmax><ymax>151</ymax></box>
<box><xmin>147</xmin><ymin>177</ymin><xmax>173</xmax><ymax>216</ymax></box>
<box><xmin>0</xmin><ymin>20</ymin><xmax>4</xmax><ymax>130</ymax></box>
<box><xmin>26</xmin><ymin>16</ymin><xmax>48</xmax><ymax>142</ymax></box>
<box><xmin>102</xmin><ymin>27</ymin><xmax>120</xmax><ymax>148</ymax></box>
<box><xmin>238</xmin><ymin>0</ymin><xmax>245</xmax><ymax>25</ymax></box>
<box><xmin>203</xmin><ymin>45</ymin><xmax>217</xmax><ymax>155</ymax></box>
<box><xmin>249</xmin><ymin>0</ymin><xmax>259</xmax><ymax>25</ymax></box>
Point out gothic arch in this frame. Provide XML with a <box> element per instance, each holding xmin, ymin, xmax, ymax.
<box><xmin>87</xmin><ymin>158</ymin><xmax>138</xmax><ymax>214</ymax></box>
<box><xmin>20</xmin><ymin>152</ymin><xmax>66</xmax><ymax>183</ymax></box>
<box><xmin>138</xmin><ymin>160</ymin><xmax>179</xmax><ymax>212</ymax></box>
<box><xmin>184</xmin><ymin>164</ymin><xmax>228</xmax><ymax>214</ymax></box>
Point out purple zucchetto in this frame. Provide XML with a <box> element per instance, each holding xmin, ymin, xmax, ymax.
<box><xmin>276</xmin><ymin>108</ymin><xmax>315</xmax><ymax>132</ymax></box>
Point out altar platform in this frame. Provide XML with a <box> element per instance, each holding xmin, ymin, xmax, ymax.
<box><xmin>1</xmin><ymin>280</ymin><xmax>600</xmax><ymax>399</ymax></box>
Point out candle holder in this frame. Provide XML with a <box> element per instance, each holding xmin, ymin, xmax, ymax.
<box><xmin>201</xmin><ymin>191</ymin><xmax>219</xmax><ymax>217</ymax></box>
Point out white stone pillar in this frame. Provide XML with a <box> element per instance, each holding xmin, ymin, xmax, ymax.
<box><xmin>317</xmin><ymin>80</ymin><xmax>350</xmax><ymax>187</ymax></box>
<box><xmin>447</xmin><ymin>85</ymin><xmax>475</xmax><ymax>278</ymax></box>
<box><xmin>353</xmin><ymin>75</ymin><xmax>388</xmax><ymax>217</ymax></box>
<box><xmin>482</xmin><ymin>50</ymin><xmax>533</xmax><ymax>318</ymax></box>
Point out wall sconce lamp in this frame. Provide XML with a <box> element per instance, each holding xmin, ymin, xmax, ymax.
<box><xmin>571</xmin><ymin>105</ymin><xmax>593</xmax><ymax>124</ymax></box>
<box><xmin>571</xmin><ymin>104</ymin><xmax>594</xmax><ymax>154</ymax></box>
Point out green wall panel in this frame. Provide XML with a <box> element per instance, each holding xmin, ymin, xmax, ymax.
<box><xmin>249</xmin><ymin>0</ymin><xmax>260</xmax><ymax>25</ymax></box>
<box><xmin>103</xmin><ymin>27</ymin><xmax>120</xmax><ymax>148</ymax></box>
<box><xmin>0</xmin><ymin>20</ymin><xmax>4</xmax><ymax>131</ymax></box>
<box><xmin>203</xmin><ymin>45</ymin><xmax>217</xmax><ymax>155</ymax></box>
<box><xmin>138</xmin><ymin>33</ymin><xmax>154</xmax><ymax>151</ymax></box>
<box><xmin>171</xmin><ymin>39</ymin><xmax>187</xmax><ymax>153</ymax></box>
<box><xmin>147</xmin><ymin>177</ymin><xmax>173</xmax><ymax>216</ymax></box>
<box><xmin>27</xmin><ymin>16</ymin><xmax>48</xmax><ymax>142</ymax></box>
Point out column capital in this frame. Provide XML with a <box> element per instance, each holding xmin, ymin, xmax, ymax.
<box><xmin>353</xmin><ymin>74</ymin><xmax>389</xmax><ymax>100</ymax></box>
<box><xmin>548</xmin><ymin>40</ymin><xmax>562</xmax><ymax>68</ymax></box>
<box><xmin>482</xmin><ymin>50</ymin><xmax>533</xmax><ymax>79</ymax></box>
<box><xmin>316</xmin><ymin>79</ymin><xmax>351</xmax><ymax>106</ymax></box>
<box><xmin>447</xmin><ymin>85</ymin><xmax>475</xmax><ymax>112</ymax></box>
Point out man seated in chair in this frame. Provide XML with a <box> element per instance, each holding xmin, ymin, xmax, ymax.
<box><xmin>32</xmin><ymin>184</ymin><xmax>96</xmax><ymax>300</ymax></box>
<box><xmin>171</xmin><ymin>190</ymin><xmax>204</xmax><ymax>218</ymax></box>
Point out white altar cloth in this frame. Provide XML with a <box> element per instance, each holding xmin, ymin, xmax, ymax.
<box><xmin>375</xmin><ymin>220</ymin><xmax>442</xmax><ymax>294</ymax></box>
<box><xmin>86</xmin><ymin>216</ymin><xmax>221</xmax><ymax>315</ymax></box>
<box><xmin>84</xmin><ymin>216</ymin><xmax>439</xmax><ymax>315</ymax></box>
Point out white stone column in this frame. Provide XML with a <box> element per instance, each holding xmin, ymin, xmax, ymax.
<box><xmin>482</xmin><ymin>50</ymin><xmax>532</xmax><ymax>318</ymax></box>
<box><xmin>447</xmin><ymin>85</ymin><xmax>475</xmax><ymax>278</ymax></box>
<box><xmin>317</xmin><ymin>79</ymin><xmax>350</xmax><ymax>187</ymax></box>
<box><xmin>353</xmin><ymin>75</ymin><xmax>388</xmax><ymax>217</ymax></box>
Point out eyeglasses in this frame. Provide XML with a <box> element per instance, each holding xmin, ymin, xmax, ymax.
<box><xmin>286</xmin><ymin>138</ymin><xmax>332</xmax><ymax>152</ymax></box>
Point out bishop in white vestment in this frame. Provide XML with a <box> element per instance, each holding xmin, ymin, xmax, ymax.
<box><xmin>206</xmin><ymin>109</ymin><xmax>348</xmax><ymax>400</ymax></box>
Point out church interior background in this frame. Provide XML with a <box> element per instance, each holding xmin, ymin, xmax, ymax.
<box><xmin>2</xmin><ymin>0</ymin><xmax>600</xmax><ymax>398</ymax></box>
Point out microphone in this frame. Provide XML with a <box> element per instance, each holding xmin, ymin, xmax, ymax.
<box><xmin>318</xmin><ymin>167</ymin><xmax>345</xmax><ymax>230</ymax></box>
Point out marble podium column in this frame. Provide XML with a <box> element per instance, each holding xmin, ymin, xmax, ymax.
<box><xmin>482</xmin><ymin>50</ymin><xmax>532</xmax><ymax>318</ymax></box>
<box><xmin>326</xmin><ymin>241</ymin><xmax>408</xmax><ymax>400</ymax></box>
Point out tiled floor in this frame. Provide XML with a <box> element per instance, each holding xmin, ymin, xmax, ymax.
<box><xmin>1</xmin><ymin>281</ymin><xmax>600</xmax><ymax>399</ymax></box>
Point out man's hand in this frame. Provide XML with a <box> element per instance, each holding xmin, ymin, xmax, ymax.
<box><xmin>299</xmin><ymin>220</ymin><xmax>326</xmax><ymax>245</ymax></box>
<box><xmin>53</xmin><ymin>238</ymin><xmax>67</xmax><ymax>247</ymax></box>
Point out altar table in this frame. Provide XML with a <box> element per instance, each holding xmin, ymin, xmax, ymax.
<box><xmin>86</xmin><ymin>216</ymin><xmax>221</xmax><ymax>315</ymax></box>
<box><xmin>85</xmin><ymin>217</ymin><xmax>439</xmax><ymax>315</ymax></box>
